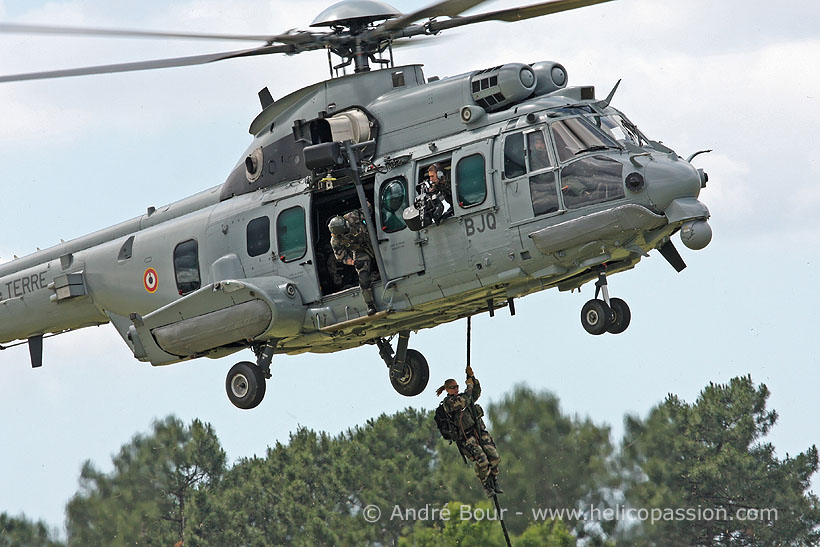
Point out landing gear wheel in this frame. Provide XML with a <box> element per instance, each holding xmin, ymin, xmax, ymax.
<box><xmin>226</xmin><ymin>361</ymin><xmax>267</xmax><ymax>410</ymax></box>
<box><xmin>606</xmin><ymin>297</ymin><xmax>631</xmax><ymax>334</ymax></box>
<box><xmin>581</xmin><ymin>299</ymin><xmax>611</xmax><ymax>335</ymax></box>
<box><xmin>390</xmin><ymin>349</ymin><xmax>430</xmax><ymax>397</ymax></box>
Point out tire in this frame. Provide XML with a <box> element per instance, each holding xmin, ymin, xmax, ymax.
<box><xmin>390</xmin><ymin>349</ymin><xmax>430</xmax><ymax>397</ymax></box>
<box><xmin>580</xmin><ymin>299</ymin><xmax>611</xmax><ymax>335</ymax></box>
<box><xmin>226</xmin><ymin>361</ymin><xmax>267</xmax><ymax>410</ymax></box>
<box><xmin>606</xmin><ymin>297</ymin><xmax>631</xmax><ymax>334</ymax></box>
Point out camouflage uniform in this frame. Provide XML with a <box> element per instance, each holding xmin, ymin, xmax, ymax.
<box><xmin>330</xmin><ymin>209</ymin><xmax>378</xmax><ymax>313</ymax></box>
<box><xmin>442</xmin><ymin>377</ymin><xmax>500</xmax><ymax>486</ymax></box>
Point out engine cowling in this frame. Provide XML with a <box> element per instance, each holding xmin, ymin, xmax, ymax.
<box><xmin>469</xmin><ymin>63</ymin><xmax>537</xmax><ymax>112</ymax></box>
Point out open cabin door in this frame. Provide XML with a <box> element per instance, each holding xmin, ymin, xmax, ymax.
<box><xmin>271</xmin><ymin>193</ymin><xmax>321</xmax><ymax>304</ymax></box>
<box><xmin>374</xmin><ymin>168</ymin><xmax>425</xmax><ymax>279</ymax></box>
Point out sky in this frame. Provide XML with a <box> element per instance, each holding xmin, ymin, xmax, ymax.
<box><xmin>0</xmin><ymin>0</ymin><xmax>818</xmax><ymax>535</ymax></box>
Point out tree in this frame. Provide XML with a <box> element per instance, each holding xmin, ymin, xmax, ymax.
<box><xmin>0</xmin><ymin>513</ymin><xmax>63</xmax><ymax>547</ymax></box>
<box><xmin>187</xmin><ymin>408</ymin><xmax>450</xmax><ymax>546</ymax></box>
<box><xmin>620</xmin><ymin>375</ymin><xmax>820</xmax><ymax>545</ymax></box>
<box><xmin>66</xmin><ymin>416</ymin><xmax>225</xmax><ymax>546</ymax></box>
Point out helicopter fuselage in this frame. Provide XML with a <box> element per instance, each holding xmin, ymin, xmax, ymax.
<box><xmin>0</xmin><ymin>60</ymin><xmax>710</xmax><ymax>375</ymax></box>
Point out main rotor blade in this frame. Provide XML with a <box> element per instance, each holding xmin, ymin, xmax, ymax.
<box><xmin>0</xmin><ymin>22</ymin><xmax>314</xmax><ymax>45</ymax></box>
<box><xmin>0</xmin><ymin>44</ymin><xmax>295</xmax><ymax>83</ymax></box>
<box><xmin>430</xmin><ymin>0</ymin><xmax>615</xmax><ymax>32</ymax></box>
<box><xmin>372</xmin><ymin>0</ymin><xmax>488</xmax><ymax>34</ymax></box>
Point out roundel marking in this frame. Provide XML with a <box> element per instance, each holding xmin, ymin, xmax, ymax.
<box><xmin>143</xmin><ymin>268</ymin><xmax>159</xmax><ymax>293</ymax></box>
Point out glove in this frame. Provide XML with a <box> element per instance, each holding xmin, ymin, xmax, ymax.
<box><xmin>466</xmin><ymin>377</ymin><xmax>474</xmax><ymax>388</ymax></box>
<box><xmin>465</xmin><ymin>366</ymin><xmax>474</xmax><ymax>378</ymax></box>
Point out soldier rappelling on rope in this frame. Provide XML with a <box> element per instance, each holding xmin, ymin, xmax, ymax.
<box><xmin>435</xmin><ymin>365</ymin><xmax>502</xmax><ymax>498</ymax></box>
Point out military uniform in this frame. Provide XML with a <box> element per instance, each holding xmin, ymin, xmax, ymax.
<box><xmin>330</xmin><ymin>209</ymin><xmax>379</xmax><ymax>314</ymax></box>
<box><xmin>442</xmin><ymin>377</ymin><xmax>501</xmax><ymax>492</ymax></box>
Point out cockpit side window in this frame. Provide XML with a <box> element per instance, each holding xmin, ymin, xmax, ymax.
<box><xmin>527</xmin><ymin>130</ymin><xmax>552</xmax><ymax>171</ymax></box>
<box><xmin>560</xmin><ymin>155</ymin><xmax>624</xmax><ymax>209</ymax></box>
<box><xmin>550</xmin><ymin>117</ymin><xmax>618</xmax><ymax>162</ymax></box>
<box><xmin>503</xmin><ymin>132</ymin><xmax>526</xmax><ymax>179</ymax></box>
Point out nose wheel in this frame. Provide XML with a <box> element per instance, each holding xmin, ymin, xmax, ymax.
<box><xmin>580</xmin><ymin>271</ymin><xmax>631</xmax><ymax>335</ymax></box>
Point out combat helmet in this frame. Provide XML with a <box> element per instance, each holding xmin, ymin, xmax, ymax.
<box><xmin>328</xmin><ymin>215</ymin><xmax>349</xmax><ymax>235</ymax></box>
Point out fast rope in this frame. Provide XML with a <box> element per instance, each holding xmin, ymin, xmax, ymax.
<box><xmin>467</xmin><ymin>315</ymin><xmax>512</xmax><ymax>547</ymax></box>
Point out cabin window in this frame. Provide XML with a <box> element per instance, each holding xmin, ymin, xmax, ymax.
<box><xmin>550</xmin><ymin>117</ymin><xmax>619</xmax><ymax>162</ymax></box>
<box><xmin>246</xmin><ymin>216</ymin><xmax>270</xmax><ymax>257</ymax></box>
<box><xmin>456</xmin><ymin>154</ymin><xmax>487</xmax><ymax>207</ymax></box>
<box><xmin>380</xmin><ymin>178</ymin><xmax>408</xmax><ymax>233</ymax></box>
<box><xmin>173</xmin><ymin>239</ymin><xmax>201</xmax><ymax>295</ymax></box>
<box><xmin>276</xmin><ymin>206</ymin><xmax>307</xmax><ymax>262</ymax></box>
<box><xmin>503</xmin><ymin>133</ymin><xmax>526</xmax><ymax>179</ymax></box>
<box><xmin>560</xmin><ymin>155</ymin><xmax>624</xmax><ymax>209</ymax></box>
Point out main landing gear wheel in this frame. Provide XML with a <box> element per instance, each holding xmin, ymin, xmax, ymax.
<box><xmin>581</xmin><ymin>299</ymin><xmax>611</xmax><ymax>335</ymax></box>
<box><xmin>606</xmin><ymin>297</ymin><xmax>631</xmax><ymax>334</ymax></box>
<box><xmin>390</xmin><ymin>349</ymin><xmax>430</xmax><ymax>397</ymax></box>
<box><xmin>376</xmin><ymin>331</ymin><xmax>430</xmax><ymax>397</ymax></box>
<box><xmin>226</xmin><ymin>361</ymin><xmax>267</xmax><ymax>410</ymax></box>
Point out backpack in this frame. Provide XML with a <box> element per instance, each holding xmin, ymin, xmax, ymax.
<box><xmin>434</xmin><ymin>403</ymin><xmax>460</xmax><ymax>442</ymax></box>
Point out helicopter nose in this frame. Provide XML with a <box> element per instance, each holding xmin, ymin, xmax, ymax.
<box><xmin>644</xmin><ymin>157</ymin><xmax>702</xmax><ymax>212</ymax></box>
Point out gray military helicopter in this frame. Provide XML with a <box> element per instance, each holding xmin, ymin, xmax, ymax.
<box><xmin>0</xmin><ymin>0</ymin><xmax>712</xmax><ymax>409</ymax></box>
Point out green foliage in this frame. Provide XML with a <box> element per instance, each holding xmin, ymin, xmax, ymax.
<box><xmin>398</xmin><ymin>501</ymin><xmax>577</xmax><ymax>547</ymax></box>
<box><xmin>42</xmin><ymin>376</ymin><xmax>820</xmax><ymax>546</ymax></box>
<box><xmin>398</xmin><ymin>501</ymin><xmax>508</xmax><ymax>547</ymax></box>
<box><xmin>437</xmin><ymin>385</ymin><xmax>616</xmax><ymax>537</ymax></box>
<box><xmin>0</xmin><ymin>513</ymin><xmax>63</xmax><ymax>547</ymax></box>
<box><xmin>516</xmin><ymin>518</ymin><xmax>576</xmax><ymax>547</ymax></box>
<box><xmin>187</xmin><ymin>407</ymin><xmax>450</xmax><ymax>546</ymax></box>
<box><xmin>66</xmin><ymin>416</ymin><xmax>225</xmax><ymax>546</ymax></box>
<box><xmin>620</xmin><ymin>375</ymin><xmax>820</xmax><ymax>545</ymax></box>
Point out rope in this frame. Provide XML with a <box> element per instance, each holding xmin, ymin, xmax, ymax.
<box><xmin>493</xmin><ymin>494</ymin><xmax>513</xmax><ymax>547</ymax></box>
<box><xmin>466</xmin><ymin>316</ymin><xmax>471</xmax><ymax>368</ymax></box>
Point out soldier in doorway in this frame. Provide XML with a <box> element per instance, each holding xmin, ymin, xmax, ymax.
<box><xmin>420</xmin><ymin>163</ymin><xmax>453</xmax><ymax>225</ymax></box>
<box><xmin>435</xmin><ymin>366</ymin><xmax>502</xmax><ymax>497</ymax></box>
<box><xmin>328</xmin><ymin>209</ymin><xmax>379</xmax><ymax>315</ymax></box>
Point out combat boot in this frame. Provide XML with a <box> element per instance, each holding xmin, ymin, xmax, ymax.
<box><xmin>482</xmin><ymin>478</ymin><xmax>495</xmax><ymax>498</ymax></box>
<box><xmin>362</xmin><ymin>287</ymin><xmax>378</xmax><ymax>315</ymax></box>
<box><xmin>491</xmin><ymin>475</ymin><xmax>503</xmax><ymax>494</ymax></box>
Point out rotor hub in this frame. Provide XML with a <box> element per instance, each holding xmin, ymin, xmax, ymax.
<box><xmin>311</xmin><ymin>0</ymin><xmax>401</xmax><ymax>28</ymax></box>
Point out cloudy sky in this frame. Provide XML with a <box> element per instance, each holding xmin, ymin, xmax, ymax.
<box><xmin>0</xmin><ymin>0</ymin><xmax>818</xmax><ymax>533</ymax></box>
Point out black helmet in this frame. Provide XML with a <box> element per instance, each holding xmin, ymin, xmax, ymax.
<box><xmin>328</xmin><ymin>215</ymin><xmax>349</xmax><ymax>235</ymax></box>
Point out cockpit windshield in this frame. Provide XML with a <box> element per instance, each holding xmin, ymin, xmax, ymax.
<box><xmin>586</xmin><ymin>112</ymin><xmax>647</xmax><ymax>147</ymax></box>
<box><xmin>550</xmin><ymin>116</ymin><xmax>620</xmax><ymax>163</ymax></box>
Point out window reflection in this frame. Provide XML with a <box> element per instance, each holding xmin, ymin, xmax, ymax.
<box><xmin>529</xmin><ymin>172</ymin><xmax>558</xmax><ymax>216</ymax></box>
<box><xmin>551</xmin><ymin>117</ymin><xmax>619</xmax><ymax>162</ymax></box>
<box><xmin>560</xmin><ymin>155</ymin><xmax>624</xmax><ymax>209</ymax></box>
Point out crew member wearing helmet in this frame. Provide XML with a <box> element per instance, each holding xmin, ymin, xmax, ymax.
<box><xmin>435</xmin><ymin>366</ymin><xmax>502</xmax><ymax>497</ymax></box>
<box><xmin>422</xmin><ymin>163</ymin><xmax>453</xmax><ymax>225</ymax></box>
<box><xmin>328</xmin><ymin>209</ymin><xmax>378</xmax><ymax>315</ymax></box>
